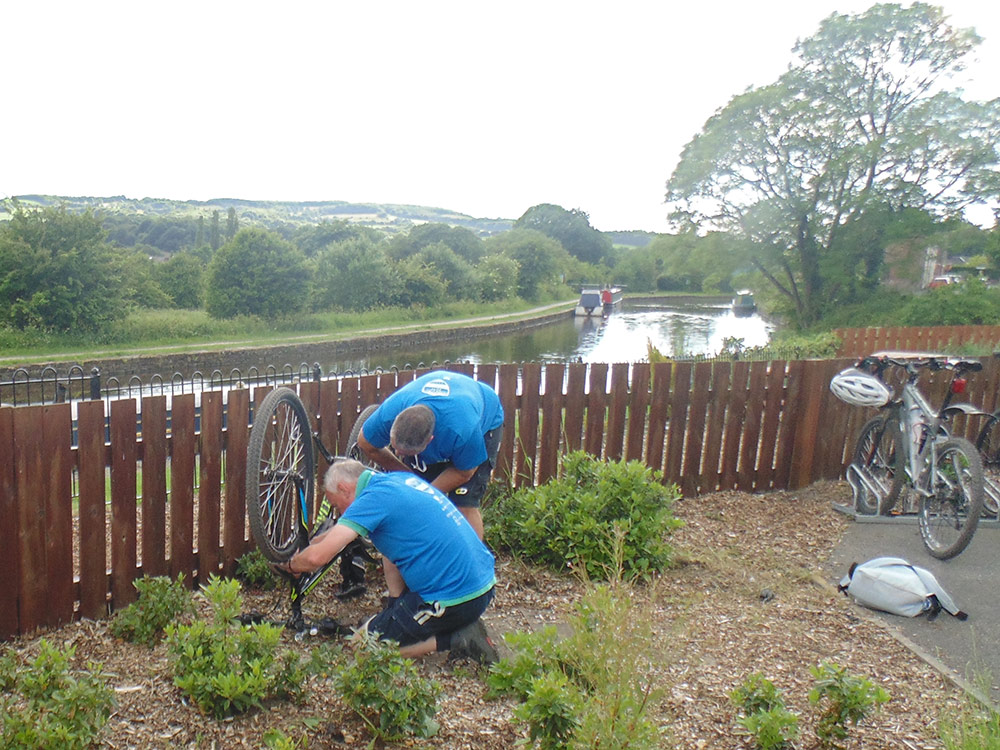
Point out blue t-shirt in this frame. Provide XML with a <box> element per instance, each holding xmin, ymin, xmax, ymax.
<box><xmin>338</xmin><ymin>472</ymin><xmax>496</xmax><ymax>605</ymax></box>
<box><xmin>362</xmin><ymin>371</ymin><xmax>504</xmax><ymax>471</ymax></box>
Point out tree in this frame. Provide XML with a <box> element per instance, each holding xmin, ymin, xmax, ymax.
<box><xmin>666</xmin><ymin>3</ymin><xmax>1000</xmax><ymax>326</ymax></box>
<box><xmin>205</xmin><ymin>228</ymin><xmax>310</xmax><ymax>319</ymax></box>
<box><xmin>514</xmin><ymin>204</ymin><xmax>612</xmax><ymax>265</ymax></box>
<box><xmin>311</xmin><ymin>236</ymin><xmax>400</xmax><ymax>312</ymax></box>
<box><xmin>388</xmin><ymin>223</ymin><xmax>484</xmax><ymax>263</ymax></box>
<box><xmin>225</xmin><ymin>207</ymin><xmax>239</xmax><ymax>242</ymax></box>
<box><xmin>155</xmin><ymin>251</ymin><xmax>205</xmax><ymax>309</ymax></box>
<box><xmin>293</xmin><ymin>220</ymin><xmax>383</xmax><ymax>257</ymax></box>
<box><xmin>210</xmin><ymin>210</ymin><xmax>221</xmax><ymax>251</ymax></box>
<box><xmin>475</xmin><ymin>254</ymin><xmax>520</xmax><ymax>302</ymax></box>
<box><xmin>0</xmin><ymin>206</ymin><xmax>132</xmax><ymax>332</ymax></box>
<box><xmin>484</xmin><ymin>228</ymin><xmax>569</xmax><ymax>300</ymax></box>
<box><xmin>411</xmin><ymin>242</ymin><xmax>476</xmax><ymax>300</ymax></box>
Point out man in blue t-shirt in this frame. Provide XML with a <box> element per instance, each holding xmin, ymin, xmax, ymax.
<box><xmin>274</xmin><ymin>459</ymin><xmax>498</xmax><ymax>663</ymax></box>
<box><xmin>357</xmin><ymin>370</ymin><xmax>504</xmax><ymax>538</ymax></box>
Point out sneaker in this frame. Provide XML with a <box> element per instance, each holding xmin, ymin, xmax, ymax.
<box><xmin>448</xmin><ymin>619</ymin><xmax>499</xmax><ymax>665</ymax></box>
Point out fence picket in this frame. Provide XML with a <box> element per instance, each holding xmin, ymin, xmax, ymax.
<box><xmin>110</xmin><ymin>399</ymin><xmax>138</xmax><ymax>610</ymax></box>
<box><xmin>605</xmin><ymin>363</ymin><xmax>630</xmax><ymax>461</ymax></box>
<box><xmin>198</xmin><ymin>391</ymin><xmax>223</xmax><ymax>583</ymax></box>
<box><xmin>141</xmin><ymin>396</ymin><xmax>168</xmax><ymax>579</ymax></box>
<box><xmin>626</xmin><ymin>363</ymin><xmax>650</xmax><ymax>463</ymax></box>
<box><xmin>0</xmin><ymin>408</ymin><xmax>19</xmax><ymax>636</ymax></box>
<box><xmin>77</xmin><ymin>401</ymin><xmax>107</xmax><ymax>619</ymax></box>
<box><xmin>223</xmin><ymin>389</ymin><xmax>250</xmax><ymax>574</ymax></box>
<box><xmin>169</xmin><ymin>395</ymin><xmax>196</xmax><ymax>586</ymax></box>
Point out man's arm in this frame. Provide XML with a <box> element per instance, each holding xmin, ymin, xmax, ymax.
<box><xmin>358</xmin><ymin>429</ymin><xmax>411</xmax><ymax>473</ymax></box>
<box><xmin>285</xmin><ymin>523</ymin><xmax>359</xmax><ymax>574</ymax></box>
<box><xmin>430</xmin><ymin>466</ymin><xmax>477</xmax><ymax>494</ymax></box>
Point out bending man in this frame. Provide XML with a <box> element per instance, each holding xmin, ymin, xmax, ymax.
<box><xmin>357</xmin><ymin>370</ymin><xmax>503</xmax><ymax>538</ymax></box>
<box><xmin>274</xmin><ymin>459</ymin><xmax>498</xmax><ymax>663</ymax></box>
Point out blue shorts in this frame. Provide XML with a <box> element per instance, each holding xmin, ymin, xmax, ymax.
<box><xmin>364</xmin><ymin>588</ymin><xmax>494</xmax><ymax>648</ymax></box>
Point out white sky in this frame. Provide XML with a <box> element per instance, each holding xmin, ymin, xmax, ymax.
<box><xmin>2</xmin><ymin>1</ymin><xmax>998</xmax><ymax>233</ymax></box>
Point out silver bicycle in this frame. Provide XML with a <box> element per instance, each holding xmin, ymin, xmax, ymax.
<box><xmin>832</xmin><ymin>353</ymin><xmax>986</xmax><ymax>560</ymax></box>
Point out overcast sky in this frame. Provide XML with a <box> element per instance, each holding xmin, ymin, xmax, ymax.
<box><xmin>3</xmin><ymin>1</ymin><xmax>998</xmax><ymax>233</ymax></box>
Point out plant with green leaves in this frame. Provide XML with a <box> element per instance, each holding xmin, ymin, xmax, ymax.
<box><xmin>0</xmin><ymin>639</ymin><xmax>115</xmax><ymax>749</ymax></box>
<box><xmin>488</xmin><ymin>585</ymin><xmax>661</xmax><ymax>749</ymax></box>
<box><xmin>109</xmin><ymin>573</ymin><xmax>195</xmax><ymax>646</ymax></box>
<box><xmin>262</xmin><ymin>728</ymin><xmax>308</xmax><ymax>749</ymax></box>
<box><xmin>487</xmin><ymin>451</ymin><xmax>682</xmax><ymax>581</ymax></box>
<box><xmin>235</xmin><ymin>549</ymin><xmax>278</xmax><ymax>590</ymax></box>
<box><xmin>808</xmin><ymin>661</ymin><xmax>890</xmax><ymax>747</ymax></box>
<box><xmin>666</xmin><ymin>4</ymin><xmax>1000</xmax><ymax>327</ymax></box>
<box><xmin>321</xmin><ymin>630</ymin><xmax>440</xmax><ymax>746</ymax></box>
<box><xmin>730</xmin><ymin>673</ymin><xmax>799</xmax><ymax>750</ymax></box>
<box><xmin>939</xmin><ymin>692</ymin><xmax>1000</xmax><ymax>749</ymax></box>
<box><xmin>165</xmin><ymin>575</ymin><xmax>306</xmax><ymax>719</ymax></box>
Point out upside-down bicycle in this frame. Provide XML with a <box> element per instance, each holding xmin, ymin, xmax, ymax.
<box><xmin>833</xmin><ymin>352</ymin><xmax>986</xmax><ymax>560</ymax></box>
<box><xmin>244</xmin><ymin>386</ymin><xmax>379</xmax><ymax>634</ymax></box>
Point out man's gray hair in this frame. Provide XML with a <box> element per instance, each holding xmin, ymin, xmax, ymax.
<box><xmin>324</xmin><ymin>458</ymin><xmax>367</xmax><ymax>494</ymax></box>
<box><xmin>390</xmin><ymin>405</ymin><xmax>435</xmax><ymax>454</ymax></box>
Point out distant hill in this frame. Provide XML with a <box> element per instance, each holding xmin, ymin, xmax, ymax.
<box><xmin>1</xmin><ymin>194</ymin><xmax>515</xmax><ymax>238</ymax></box>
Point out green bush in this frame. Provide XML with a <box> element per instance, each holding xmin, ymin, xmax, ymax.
<box><xmin>320</xmin><ymin>630</ymin><xmax>440</xmax><ymax>743</ymax></box>
<box><xmin>488</xmin><ymin>586</ymin><xmax>661</xmax><ymax>749</ymax></box>
<box><xmin>165</xmin><ymin>576</ymin><xmax>306</xmax><ymax>719</ymax></box>
<box><xmin>808</xmin><ymin>661</ymin><xmax>889</xmax><ymax>746</ymax></box>
<box><xmin>235</xmin><ymin>549</ymin><xmax>279</xmax><ymax>590</ymax></box>
<box><xmin>109</xmin><ymin>574</ymin><xmax>195</xmax><ymax>647</ymax></box>
<box><xmin>0</xmin><ymin>639</ymin><xmax>115</xmax><ymax>749</ymax></box>
<box><xmin>486</xmin><ymin>452</ymin><xmax>682</xmax><ymax>581</ymax></box>
<box><xmin>731</xmin><ymin>673</ymin><xmax>799</xmax><ymax>749</ymax></box>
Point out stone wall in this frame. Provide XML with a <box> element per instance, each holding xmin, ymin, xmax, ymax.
<box><xmin>2</xmin><ymin>308</ymin><xmax>573</xmax><ymax>384</ymax></box>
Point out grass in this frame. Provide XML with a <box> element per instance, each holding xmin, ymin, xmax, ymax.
<box><xmin>0</xmin><ymin>297</ymin><xmax>577</xmax><ymax>366</ymax></box>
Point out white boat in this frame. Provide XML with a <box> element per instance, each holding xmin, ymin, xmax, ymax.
<box><xmin>575</xmin><ymin>286</ymin><xmax>623</xmax><ymax>317</ymax></box>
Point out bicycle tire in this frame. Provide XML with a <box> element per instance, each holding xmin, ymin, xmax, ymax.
<box><xmin>346</xmin><ymin>403</ymin><xmax>380</xmax><ymax>467</ymax></box>
<box><xmin>246</xmin><ymin>387</ymin><xmax>316</xmax><ymax>562</ymax></box>
<box><xmin>918</xmin><ymin>436</ymin><xmax>984</xmax><ymax>560</ymax></box>
<box><xmin>974</xmin><ymin>411</ymin><xmax>1000</xmax><ymax>518</ymax></box>
<box><xmin>852</xmin><ymin>415</ymin><xmax>903</xmax><ymax>515</ymax></box>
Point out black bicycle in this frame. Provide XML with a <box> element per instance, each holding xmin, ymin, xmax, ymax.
<box><xmin>245</xmin><ymin>386</ymin><xmax>377</xmax><ymax>633</ymax></box>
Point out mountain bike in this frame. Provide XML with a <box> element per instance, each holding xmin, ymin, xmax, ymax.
<box><xmin>833</xmin><ymin>353</ymin><xmax>986</xmax><ymax>559</ymax></box>
<box><xmin>244</xmin><ymin>386</ymin><xmax>376</xmax><ymax>634</ymax></box>
<box><xmin>973</xmin><ymin>410</ymin><xmax>1000</xmax><ymax>519</ymax></box>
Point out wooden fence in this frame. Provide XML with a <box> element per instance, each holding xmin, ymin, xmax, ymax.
<box><xmin>4</xmin><ymin>355</ymin><xmax>1000</xmax><ymax>641</ymax></box>
<box><xmin>835</xmin><ymin>325</ymin><xmax>1000</xmax><ymax>358</ymax></box>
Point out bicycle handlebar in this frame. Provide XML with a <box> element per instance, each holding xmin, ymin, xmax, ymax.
<box><xmin>857</xmin><ymin>353</ymin><xmax>982</xmax><ymax>381</ymax></box>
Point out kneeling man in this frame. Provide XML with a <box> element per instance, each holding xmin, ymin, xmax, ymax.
<box><xmin>274</xmin><ymin>459</ymin><xmax>498</xmax><ymax>663</ymax></box>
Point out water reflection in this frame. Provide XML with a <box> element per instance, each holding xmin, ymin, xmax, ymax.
<box><xmin>324</xmin><ymin>301</ymin><xmax>773</xmax><ymax>373</ymax></box>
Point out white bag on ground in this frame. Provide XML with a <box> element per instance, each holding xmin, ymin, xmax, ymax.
<box><xmin>838</xmin><ymin>557</ymin><xmax>967</xmax><ymax>620</ymax></box>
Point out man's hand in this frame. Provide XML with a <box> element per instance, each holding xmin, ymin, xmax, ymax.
<box><xmin>271</xmin><ymin>560</ymin><xmax>301</xmax><ymax>579</ymax></box>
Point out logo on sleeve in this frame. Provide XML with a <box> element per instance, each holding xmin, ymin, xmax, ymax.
<box><xmin>421</xmin><ymin>378</ymin><xmax>451</xmax><ymax>397</ymax></box>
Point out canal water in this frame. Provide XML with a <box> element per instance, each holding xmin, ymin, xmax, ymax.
<box><xmin>329</xmin><ymin>299</ymin><xmax>773</xmax><ymax>372</ymax></box>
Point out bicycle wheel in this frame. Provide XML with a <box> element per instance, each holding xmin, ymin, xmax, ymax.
<box><xmin>247</xmin><ymin>387</ymin><xmax>316</xmax><ymax>562</ymax></box>
<box><xmin>918</xmin><ymin>436</ymin><xmax>984</xmax><ymax>560</ymax></box>
<box><xmin>975</xmin><ymin>412</ymin><xmax>1000</xmax><ymax>518</ymax></box>
<box><xmin>346</xmin><ymin>403</ymin><xmax>380</xmax><ymax>467</ymax></box>
<box><xmin>852</xmin><ymin>415</ymin><xmax>903</xmax><ymax>515</ymax></box>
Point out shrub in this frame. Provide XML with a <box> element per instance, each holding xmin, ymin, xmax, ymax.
<box><xmin>808</xmin><ymin>661</ymin><xmax>890</xmax><ymax>746</ymax></box>
<box><xmin>0</xmin><ymin>639</ymin><xmax>115</xmax><ymax>749</ymax></box>
<box><xmin>488</xmin><ymin>586</ymin><xmax>661</xmax><ymax>749</ymax></box>
<box><xmin>235</xmin><ymin>549</ymin><xmax>279</xmax><ymax>590</ymax></box>
<box><xmin>165</xmin><ymin>576</ymin><xmax>307</xmax><ymax>719</ymax></box>
<box><xmin>109</xmin><ymin>574</ymin><xmax>195</xmax><ymax>646</ymax></box>
<box><xmin>487</xmin><ymin>451</ymin><xmax>682</xmax><ymax>581</ymax></box>
<box><xmin>322</xmin><ymin>630</ymin><xmax>440</xmax><ymax>743</ymax></box>
<box><xmin>731</xmin><ymin>673</ymin><xmax>799</xmax><ymax>749</ymax></box>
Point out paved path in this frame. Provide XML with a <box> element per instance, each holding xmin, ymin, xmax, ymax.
<box><xmin>826</xmin><ymin>511</ymin><xmax>1000</xmax><ymax>706</ymax></box>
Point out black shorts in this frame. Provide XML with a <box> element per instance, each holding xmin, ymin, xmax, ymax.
<box><xmin>408</xmin><ymin>426</ymin><xmax>502</xmax><ymax>508</ymax></box>
<box><xmin>364</xmin><ymin>588</ymin><xmax>494</xmax><ymax>648</ymax></box>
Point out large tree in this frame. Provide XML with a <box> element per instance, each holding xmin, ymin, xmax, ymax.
<box><xmin>205</xmin><ymin>228</ymin><xmax>310</xmax><ymax>319</ymax></box>
<box><xmin>0</xmin><ymin>206</ymin><xmax>132</xmax><ymax>332</ymax></box>
<box><xmin>514</xmin><ymin>204</ymin><xmax>612</xmax><ymax>265</ymax></box>
<box><xmin>666</xmin><ymin>3</ymin><xmax>1000</xmax><ymax>325</ymax></box>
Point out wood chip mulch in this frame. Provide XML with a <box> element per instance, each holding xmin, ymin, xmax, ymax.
<box><xmin>5</xmin><ymin>481</ymin><xmax>969</xmax><ymax>749</ymax></box>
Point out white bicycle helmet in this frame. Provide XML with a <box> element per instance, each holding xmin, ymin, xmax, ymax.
<box><xmin>830</xmin><ymin>367</ymin><xmax>892</xmax><ymax>407</ymax></box>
